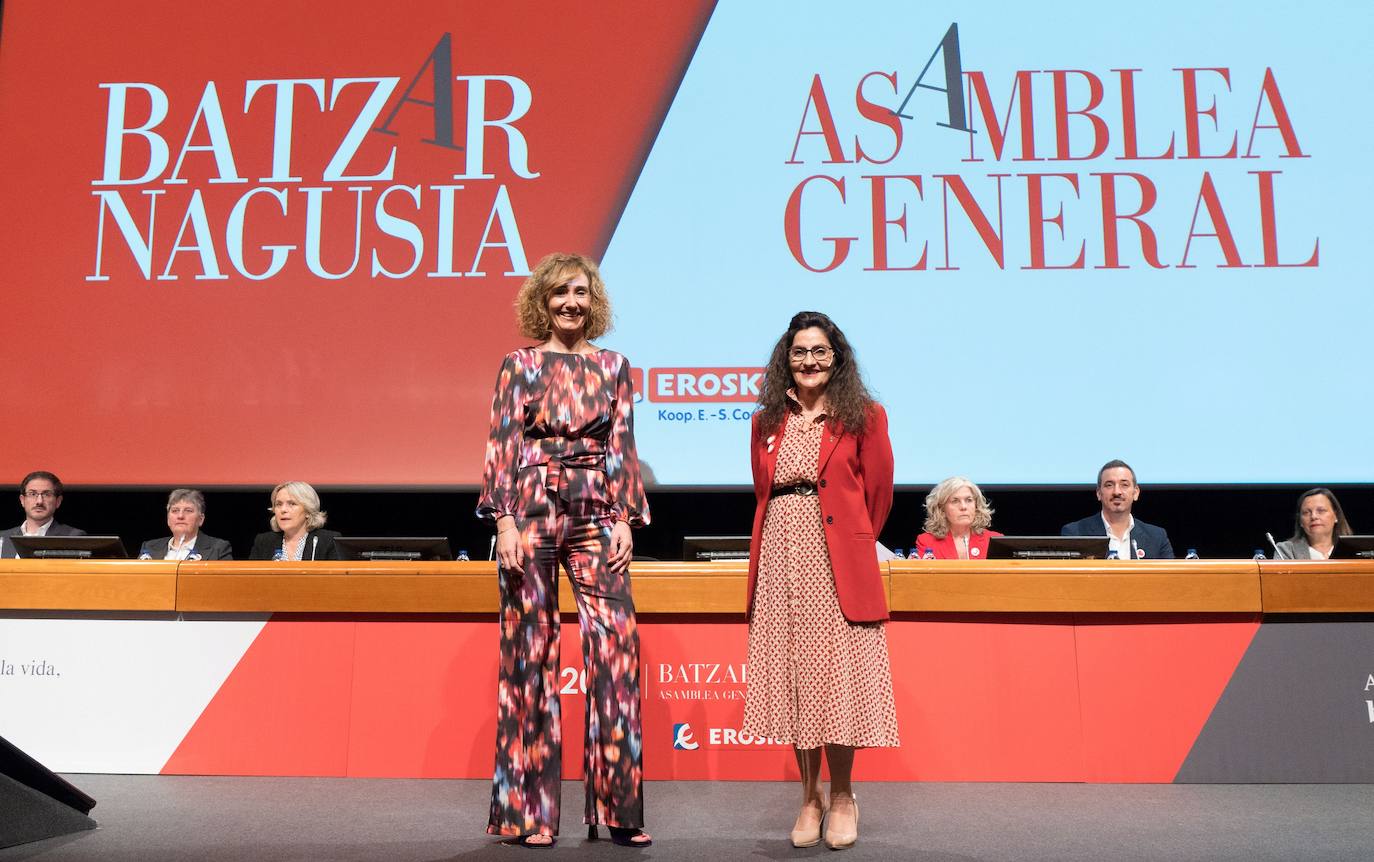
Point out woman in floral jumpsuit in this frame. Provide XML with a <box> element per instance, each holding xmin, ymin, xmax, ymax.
<box><xmin>477</xmin><ymin>252</ymin><xmax>651</xmax><ymax>848</ymax></box>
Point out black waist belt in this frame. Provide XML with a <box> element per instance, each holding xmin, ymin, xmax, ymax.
<box><xmin>770</xmin><ymin>482</ymin><xmax>818</xmax><ymax>499</ymax></box>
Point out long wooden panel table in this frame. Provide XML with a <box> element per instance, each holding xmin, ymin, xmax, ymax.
<box><xmin>888</xmin><ymin>560</ymin><xmax>1262</xmax><ymax>613</ymax></box>
<box><xmin>0</xmin><ymin>559</ymin><xmax>178</xmax><ymax>611</ymax></box>
<box><xmin>3</xmin><ymin>559</ymin><xmax>1372</xmax><ymax>613</ymax></box>
<box><xmin>1256</xmin><ymin>559</ymin><xmax>1374</xmax><ymax>612</ymax></box>
<box><xmin>175</xmin><ymin>560</ymin><xmax>501</xmax><ymax>613</ymax></box>
<box><xmin>177</xmin><ymin>561</ymin><xmax>756</xmax><ymax>614</ymax></box>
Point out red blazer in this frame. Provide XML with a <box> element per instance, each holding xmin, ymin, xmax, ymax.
<box><xmin>913</xmin><ymin>529</ymin><xmax>1003</xmax><ymax>560</ymax></box>
<box><xmin>748</xmin><ymin>403</ymin><xmax>894</xmax><ymax>623</ymax></box>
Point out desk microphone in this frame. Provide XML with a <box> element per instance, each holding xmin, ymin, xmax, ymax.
<box><xmin>1265</xmin><ymin>532</ymin><xmax>1282</xmax><ymax>559</ymax></box>
<box><xmin>311</xmin><ymin>536</ymin><xmax>319</xmax><ymax>561</ymax></box>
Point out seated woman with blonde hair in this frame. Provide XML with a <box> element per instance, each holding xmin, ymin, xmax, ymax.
<box><xmin>249</xmin><ymin>481</ymin><xmax>341</xmax><ymax>561</ymax></box>
<box><xmin>914</xmin><ymin>476</ymin><xmax>1001</xmax><ymax>560</ymax></box>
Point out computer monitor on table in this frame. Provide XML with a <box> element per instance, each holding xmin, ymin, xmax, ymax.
<box><xmin>335</xmin><ymin>537</ymin><xmax>453</xmax><ymax>561</ymax></box>
<box><xmin>9</xmin><ymin>535</ymin><xmax>128</xmax><ymax>559</ymax></box>
<box><xmin>1329</xmin><ymin>536</ymin><xmax>1374</xmax><ymax>560</ymax></box>
<box><xmin>986</xmin><ymin>536</ymin><xmax>1111</xmax><ymax>560</ymax></box>
<box><xmin>681</xmin><ymin>536</ymin><xmax>751</xmax><ymax>562</ymax></box>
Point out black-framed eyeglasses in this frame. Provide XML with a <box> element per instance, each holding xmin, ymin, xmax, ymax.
<box><xmin>789</xmin><ymin>346</ymin><xmax>833</xmax><ymax>364</ymax></box>
<box><xmin>22</xmin><ymin>490</ymin><xmax>57</xmax><ymax>500</ymax></box>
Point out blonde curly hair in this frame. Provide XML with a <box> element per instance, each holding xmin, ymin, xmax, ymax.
<box><xmin>515</xmin><ymin>252</ymin><xmax>612</xmax><ymax>341</ymax></box>
<box><xmin>922</xmin><ymin>476</ymin><xmax>995</xmax><ymax>538</ymax></box>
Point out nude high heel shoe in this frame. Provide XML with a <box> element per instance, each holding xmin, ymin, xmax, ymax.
<box><xmin>790</xmin><ymin>797</ymin><xmax>827</xmax><ymax>848</ymax></box>
<box><xmin>791</xmin><ymin>754</ymin><xmax>826</xmax><ymax>847</ymax></box>
<box><xmin>823</xmin><ymin>791</ymin><xmax>858</xmax><ymax>850</ymax></box>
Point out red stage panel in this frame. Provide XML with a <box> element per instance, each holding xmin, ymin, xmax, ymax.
<box><xmin>158</xmin><ymin>614</ymin><xmax>1263</xmax><ymax>781</ymax></box>
<box><xmin>0</xmin><ymin>0</ymin><xmax>715</xmax><ymax>486</ymax></box>
<box><xmin>345</xmin><ymin>619</ymin><xmax>498</xmax><ymax>778</ymax></box>
<box><xmin>1074</xmin><ymin>614</ymin><xmax>1260</xmax><ymax>782</ymax></box>
<box><xmin>881</xmin><ymin>617</ymin><xmax>1084</xmax><ymax>781</ymax></box>
<box><xmin>161</xmin><ymin>619</ymin><xmax>357</xmax><ymax>776</ymax></box>
<box><xmin>640</xmin><ymin>621</ymin><xmax>795</xmax><ymax>781</ymax></box>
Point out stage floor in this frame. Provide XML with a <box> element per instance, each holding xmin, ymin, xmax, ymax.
<box><xmin>2</xmin><ymin>776</ymin><xmax>1369</xmax><ymax>861</ymax></box>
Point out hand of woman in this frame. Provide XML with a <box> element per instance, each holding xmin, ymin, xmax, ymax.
<box><xmin>495</xmin><ymin>516</ymin><xmax>525</xmax><ymax>575</ymax></box>
<box><xmin>608</xmin><ymin>520</ymin><xmax>634</xmax><ymax>573</ymax></box>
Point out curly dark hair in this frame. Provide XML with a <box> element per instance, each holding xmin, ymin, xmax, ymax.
<box><xmin>754</xmin><ymin>311</ymin><xmax>876</xmax><ymax>437</ymax></box>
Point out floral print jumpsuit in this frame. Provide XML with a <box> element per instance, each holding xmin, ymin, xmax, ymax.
<box><xmin>477</xmin><ymin>347</ymin><xmax>649</xmax><ymax>838</ymax></box>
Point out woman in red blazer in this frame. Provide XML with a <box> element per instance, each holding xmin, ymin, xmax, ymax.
<box><xmin>913</xmin><ymin>476</ymin><xmax>1002</xmax><ymax>559</ymax></box>
<box><xmin>741</xmin><ymin>311</ymin><xmax>897</xmax><ymax>851</ymax></box>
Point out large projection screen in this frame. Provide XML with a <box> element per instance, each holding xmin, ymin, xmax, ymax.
<box><xmin>0</xmin><ymin>1</ymin><xmax>1368</xmax><ymax>487</ymax></box>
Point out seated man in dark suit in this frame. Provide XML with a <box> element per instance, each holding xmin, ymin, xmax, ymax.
<box><xmin>139</xmin><ymin>489</ymin><xmax>233</xmax><ymax>560</ymax></box>
<box><xmin>1</xmin><ymin>470</ymin><xmax>87</xmax><ymax>558</ymax></box>
<box><xmin>1061</xmin><ymin>459</ymin><xmax>1174</xmax><ymax>560</ymax></box>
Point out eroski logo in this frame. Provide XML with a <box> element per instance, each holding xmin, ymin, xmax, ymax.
<box><xmin>648</xmin><ymin>368</ymin><xmax>762</xmax><ymax>403</ymax></box>
<box><xmin>672</xmin><ymin>722</ymin><xmax>700</xmax><ymax>750</ymax></box>
<box><xmin>670</xmin><ymin>724</ymin><xmax>784</xmax><ymax>749</ymax></box>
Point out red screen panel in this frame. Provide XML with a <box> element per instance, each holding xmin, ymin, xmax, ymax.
<box><xmin>0</xmin><ymin>0</ymin><xmax>713</xmax><ymax>485</ymax></box>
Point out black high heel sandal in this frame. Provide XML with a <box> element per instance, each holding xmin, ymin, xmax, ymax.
<box><xmin>587</xmin><ymin>825</ymin><xmax>653</xmax><ymax>847</ymax></box>
<box><xmin>506</xmin><ymin>834</ymin><xmax>556</xmax><ymax>849</ymax></box>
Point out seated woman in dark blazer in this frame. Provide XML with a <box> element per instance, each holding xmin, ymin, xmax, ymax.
<box><xmin>139</xmin><ymin>489</ymin><xmax>233</xmax><ymax>560</ymax></box>
<box><xmin>914</xmin><ymin>476</ymin><xmax>1002</xmax><ymax>560</ymax></box>
<box><xmin>249</xmin><ymin>481</ymin><xmax>341</xmax><ymax>560</ymax></box>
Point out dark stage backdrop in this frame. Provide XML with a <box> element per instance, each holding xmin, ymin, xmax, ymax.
<box><xmin>37</xmin><ymin>485</ymin><xmax>1372</xmax><ymax>564</ymax></box>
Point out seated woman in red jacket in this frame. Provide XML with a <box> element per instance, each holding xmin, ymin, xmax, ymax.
<box><xmin>914</xmin><ymin>476</ymin><xmax>1001</xmax><ymax>559</ymax></box>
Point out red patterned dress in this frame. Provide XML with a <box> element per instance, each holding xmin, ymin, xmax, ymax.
<box><xmin>742</xmin><ymin>410</ymin><xmax>899</xmax><ymax>749</ymax></box>
<box><xmin>478</xmin><ymin>348</ymin><xmax>649</xmax><ymax>837</ymax></box>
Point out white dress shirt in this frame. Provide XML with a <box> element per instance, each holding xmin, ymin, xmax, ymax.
<box><xmin>1102</xmin><ymin>513</ymin><xmax>1137</xmax><ymax>560</ymax></box>
<box><xmin>162</xmin><ymin>535</ymin><xmax>201</xmax><ymax>560</ymax></box>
